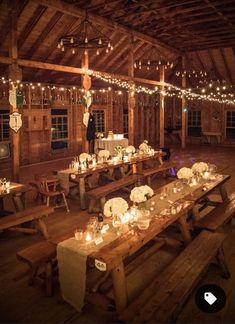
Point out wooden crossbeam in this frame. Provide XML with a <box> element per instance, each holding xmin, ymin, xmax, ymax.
<box><xmin>220</xmin><ymin>48</ymin><xmax>233</xmax><ymax>84</ymax></box>
<box><xmin>0</xmin><ymin>55</ymin><xmax>163</xmax><ymax>86</ymax></box>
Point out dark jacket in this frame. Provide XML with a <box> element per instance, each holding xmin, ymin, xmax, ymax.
<box><xmin>86</xmin><ymin>113</ymin><xmax>96</xmax><ymax>141</ymax></box>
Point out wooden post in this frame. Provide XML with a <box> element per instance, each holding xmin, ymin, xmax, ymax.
<box><xmin>128</xmin><ymin>38</ymin><xmax>135</xmax><ymax>146</ymax></box>
<box><xmin>9</xmin><ymin>2</ymin><xmax>22</xmax><ymax>182</ymax></box>
<box><xmin>159</xmin><ymin>66</ymin><xmax>165</xmax><ymax>148</ymax></box>
<box><xmin>181</xmin><ymin>56</ymin><xmax>187</xmax><ymax>148</ymax></box>
<box><xmin>81</xmin><ymin>51</ymin><xmax>90</xmax><ymax>153</ymax></box>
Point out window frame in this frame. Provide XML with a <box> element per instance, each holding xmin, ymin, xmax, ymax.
<box><xmin>51</xmin><ymin>108</ymin><xmax>69</xmax><ymax>150</ymax></box>
<box><xmin>0</xmin><ymin>109</ymin><xmax>10</xmax><ymax>142</ymax></box>
<box><xmin>92</xmin><ymin>109</ymin><xmax>106</xmax><ymax>133</ymax></box>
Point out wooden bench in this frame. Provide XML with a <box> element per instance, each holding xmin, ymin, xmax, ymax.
<box><xmin>86</xmin><ymin>174</ymin><xmax>144</xmax><ymax>213</ymax></box>
<box><xmin>120</xmin><ymin>230</ymin><xmax>229</xmax><ymax>323</ymax></box>
<box><xmin>0</xmin><ymin>205</ymin><xmax>54</xmax><ymax>239</ymax></box>
<box><xmin>194</xmin><ymin>197</ymin><xmax>235</xmax><ymax>232</ymax></box>
<box><xmin>141</xmin><ymin>162</ymin><xmax>175</xmax><ymax>185</ymax></box>
<box><xmin>16</xmin><ymin>241</ymin><xmax>57</xmax><ymax>296</ymax></box>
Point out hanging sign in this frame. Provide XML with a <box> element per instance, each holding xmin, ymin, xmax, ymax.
<box><xmin>9</xmin><ymin>85</ymin><xmax>17</xmax><ymax>108</ymax></box>
<box><xmin>9</xmin><ymin>112</ymin><xmax>22</xmax><ymax>133</ymax></box>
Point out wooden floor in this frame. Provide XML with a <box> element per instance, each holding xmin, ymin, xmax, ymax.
<box><xmin>1</xmin><ymin>145</ymin><xmax>235</xmax><ymax>323</ymax></box>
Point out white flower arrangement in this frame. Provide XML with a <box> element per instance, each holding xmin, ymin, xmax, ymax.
<box><xmin>139</xmin><ymin>140</ymin><xmax>150</xmax><ymax>153</ymax></box>
<box><xmin>98</xmin><ymin>149</ymin><xmax>110</xmax><ymax>159</ymax></box>
<box><xmin>103</xmin><ymin>197</ymin><xmax>129</xmax><ymax>217</ymax></box>
<box><xmin>125</xmin><ymin>145</ymin><xmax>136</xmax><ymax>154</ymax></box>
<box><xmin>79</xmin><ymin>153</ymin><xmax>92</xmax><ymax>163</ymax></box>
<box><xmin>192</xmin><ymin>162</ymin><xmax>208</xmax><ymax>174</ymax></box>
<box><xmin>177</xmin><ymin>167</ymin><xmax>193</xmax><ymax>180</ymax></box>
<box><xmin>130</xmin><ymin>185</ymin><xmax>154</xmax><ymax>204</ymax></box>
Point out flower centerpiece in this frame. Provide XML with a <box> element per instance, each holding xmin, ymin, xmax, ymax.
<box><xmin>125</xmin><ymin>145</ymin><xmax>135</xmax><ymax>156</ymax></box>
<box><xmin>79</xmin><ymin>153</ymin><xmax>92</xmax><ymax>169</ymax></box>
<box><xmin>103</xmin><ymin>197</ymin><xmax>129</xmax><ymax>228</ymax></box>
<box><xmin>98</xmin><ymin>149</ymin><xmax>110</xmax><ymax>162</ymax></box>
<box><xmin>177</xmin><ymin>167</ymin><xmax>194</xmax><ymax>185</ymax></box>
<box><xmin>130</xmin><ymin>185</ymin><xmax>153</xmax><ymax>219</ymax></box>
<box><xmin>114</xmin><ymin>144</ymin><xmax>124</xmax><ymax>160</ymax></box>
<box><xmin>139</xmin><ymin>140</ymin><xmax>150</xmax><ymax>154</ymax></box>
<box><xmin>192</xmin><ymin>162</ymin><xmax>208</xmax><ymax>178</ymax></box>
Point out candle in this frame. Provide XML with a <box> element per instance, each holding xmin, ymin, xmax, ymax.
<box><xmin>5</xmin><ymin>181</ymin><xmax>10</xmax><ymax>189</ymax></box>
<box><xmin>85</xmin><ymin>232</ymin><xmax>92</xmax><ymax>242</ymax></box>
<box><xmin>204</xmin><ymin>171</ymin><xmax>209</xmax><ymax>179</ymax></box>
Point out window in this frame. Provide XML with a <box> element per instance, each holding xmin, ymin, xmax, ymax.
<box><xmin>226</xmin><ymin>111</ymin><xmax>235</xmax><ymax>139</ymax></box>
<box><xmin>188</xmin><ymin>110</ymin><xmax>201</xmax><ymax>137</ymax></box>
<box><xmin>51</xmin><ymin>109</ymin><xmax>68</xmax><ymax>150</ymax></box>
<box><xmin>123</xmin><ymin>108</ymin><xmax>128</xmax><ymax>138</ymax></box>
<box><xmin>0</xmin><ymin>110</ymin><xmax>10</xmax><ymax>142</ymax></box>
<box><xmin>93</xmin><ymin>110</ymin><xmax>105</xmax><ymax>133</ymax></box>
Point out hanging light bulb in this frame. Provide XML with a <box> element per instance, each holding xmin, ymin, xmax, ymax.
<box><xmin>85</xmin><ymin>37</ymin><xmax>88</xmax><ymax>43</ymax></box>
<box><xmin>72</xmin><ymin>48</ymin><xmax>75</xmax><ymax>54</ymax></box>
<box><xmin>70</xmin><ymin>37</ymin><xmax>74</xmax><ymax>44</ymax></box>
<box><xmin>106</xmin><ymin>48</ymin><xmax>109</xmax><ymax>53</ymax></box>
<box><xmin>61</xmin><ymin>46</ymin><xmax>65</xmax><ymax>52</ymax></box>
<box><xmin>167</xmin><ymin>61</ymin><xmax>170</xmax><ymax>66</ymax></box>
<box><xmin>156</xmin><ymin>66</ymin><xmax>159</xmax><ymax>70</ymax></box>
<box><xmin>98</xmin><ymin>38</ymin><xmax>102</xmax><ymax>45</ymax></box>
<box><xmin>134</xmin><ymin>62</ymin><xmax>137</xmax><ymax>68</ymax></box>
<box><xmin>110</xmin><ymin>45</ymin><xmax>114</xmax><ymax>50</ymax></box>
<box><xmin>60</xmin><ymin>39</ymin><xmax>63</xmax><ymax>46</ymax></box>
<box><xmin>147</xmin><ymin>66</ymin><xmax>150</xmax><ymax>70</ymax></box>
<box><xmin>96</xmin><ymin>49</ymin><xmax>100</xmax><ymax>55</ymax></box>
<box><xmin>108</xmin><ymin>42</ymin><xmax>111</xmax><ymax>48</ymax></box>
<box><xmin>159</xmin><ymin>60</ymin><xmax>161</xmax><ymax>65</ymax></box>
<box><xmin>147</xmin><ymin>60</ymin><xmax>150</xmax><ymax>65</ymax></box>
<box><xmin>57</xmin><ymin>43</ymin><xmax>61</xmax><ymax>49</ymax></box>
<box><xmin>84</xmin><ymin>49</ymin><xmax>88</xmax><ymax>55</ymax></box>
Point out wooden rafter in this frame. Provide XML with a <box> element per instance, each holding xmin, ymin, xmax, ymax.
<box><xmin>32</xmin><ymin>0</ymin><xmax>180</xmax><ymax>56</ymax></box>
<box><xmin>220</xmin><ymin>48</ymin><xmax>233</xmax><ymax>84</ymax></box>
<box><xmin>23</xmin><ymin>11</ymin><xmax>63</xmax><ymax>59</ymax></box>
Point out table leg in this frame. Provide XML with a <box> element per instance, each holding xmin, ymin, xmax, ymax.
<box><xmin>111</xmin><ymin>260</ymin><xmax>128</xmax><ymax>313</ymax></box>
<box><xmin>120</xmin><ymin>166</ymin><xmax>125</xmax><ymax>178</ymax></box>
<box><xmin>79</xmin><ymin>177</ymin><xmax>86</xmax><ymax>210</ymax></box>
<box><xmin>219</xmin><ymin>184</ymin><xmax>229</xmax><ymax>202</ymax></box>
<box><xmin>177</xmin><ymin>214</ymin><xmax>191</xmax><ymax>244</ymax></box>
<box><xmin>132</xmin><ymin>163</ymin><xmax>137</xmax><ymax>174</ymax></box>
<box><xmin>12</xmin><ymin>192</ymin><xmax>25</xmax><ymax>212</ymax></box>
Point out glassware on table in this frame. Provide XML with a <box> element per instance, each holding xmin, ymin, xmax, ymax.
<box><xmin>208</xmin><ymin>163</ymin><xmax>217</xmax><ymax>174</ymax></box>
<box><xmin>74</xmin><ymin>229</ymin><xmax>83</xmax><ymax>241</ymax></box>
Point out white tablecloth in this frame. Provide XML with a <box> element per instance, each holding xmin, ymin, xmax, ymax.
<box><xmin>95</xmin><ymin>138</ymin><xmax>129</xmax><ymax>155</ymax></box>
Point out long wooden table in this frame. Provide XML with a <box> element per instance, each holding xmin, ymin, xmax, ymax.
<box><xmin>56</xmin><ymin>152</ymin><xmax>164</xmax><ymax>210</ymax></box>
<box><xmin>0</xmin><ymin>182</ymin><xmax>28</xmax><ymax>215</ymax></box>
<box><xmin>52</xmin><ymin>173</ymin><xmax>230</xmax><ymax>313</ymax></box>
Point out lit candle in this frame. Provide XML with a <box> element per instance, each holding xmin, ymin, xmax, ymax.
<box><xmin>5</xmin><ymin>181</ymin><xmax>10</xmax><ymax>189</ymax></box>
<box><xmin>204</xmin><ymin>171</ymin><xmax>209</xmax><ymax>179</ymax></box>
<box><xmin>85</xmin><ymin>232</ymin><xmax>92</xmax><ymax>242</ymax></box>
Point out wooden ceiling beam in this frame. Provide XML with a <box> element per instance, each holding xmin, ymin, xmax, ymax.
<box><xmin>220</xmin><ymin>48</ymin><xmax>233</xmax><ymax>84</ymax></box>
<box><xmin>32</xmin><ymin>0</ymin><xmax>180</xmax><ymax>57</ymax></box>
<box><xmin>0</xmin><ymin>0</ymin><xmax>28</xmax><ymax>48</ymax></box>
<box><xmin>0</xmin><ymin>55</ymin><xmax>163</xmax><ymax>86</ymax></box>
<box><xmin>18</xmin><ymin>4</ymin><xmax>47</xmax><ymax>50</ymax></box>
<box><xmin>24</xmin><ymin>11</ymin><xmax>63</xmax><ymax>59</ymax></box>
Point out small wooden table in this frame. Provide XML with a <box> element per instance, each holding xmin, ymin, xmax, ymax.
<box><xmin>0</xmin><ymin>182</ymin><xmax>28</xmax><ymax>215</ymax></box>
<box><xmin>202</xmin><ymin>131</ymin><xmax>222</xmax><ymax>144</ymax></box>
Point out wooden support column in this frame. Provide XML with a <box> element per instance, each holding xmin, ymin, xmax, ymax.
<box><xmin>159</xmin><ymin>66</ymin><xmax>165</xmax><ymax>148</ymax></box>
<box><xmin>181</xmin><ymin>56</ymin><xmax>187</xmax><ymax>148</ymax></box>
<box><xmin>9</xmin><ymin>2</ymin><xmax>22</xmax><ymax>182</ymax></box>
<box><xmin>128</xmin><ymin>38</ymin><xmax>135</xmax><ymax>146</ymax></box>
<box><xmin>81</xmin><ymin>51</ymin><xmax>90</xmax><ymax>153</ymax></box>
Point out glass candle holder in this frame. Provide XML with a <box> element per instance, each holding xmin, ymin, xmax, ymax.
<box><xmin>74</xmin><ymin>229</ymin><xmax>83</xmax><ymax>241</ymax></box>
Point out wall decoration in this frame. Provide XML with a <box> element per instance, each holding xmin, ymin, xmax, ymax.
<box><xmin>9</xmin><ymin>112</ymin><xmax>22</xmax><ymax>133</ymax></box>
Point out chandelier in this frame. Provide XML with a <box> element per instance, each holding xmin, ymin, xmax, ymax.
<box><xmin>57</xmin><ymin>17</ymin><xmax>114</xmax><ymax>56</ymax></box>
<box><xmin>134</xmin><ymin>59</ymin><xmax>174</xmax><ymax>71</ymax></box>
